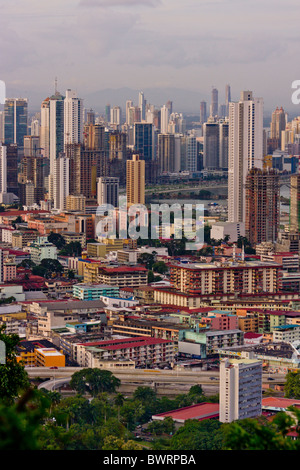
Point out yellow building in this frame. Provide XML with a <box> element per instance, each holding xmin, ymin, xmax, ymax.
<box><xmin>126</xmin><ymin>154</ymin><xmax>145</xmax><ymax>207</ymax></box>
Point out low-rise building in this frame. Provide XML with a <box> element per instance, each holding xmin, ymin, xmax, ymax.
<box><xmin>29</xmin><ymin>236</ymin><xmax>58</xmax><ymax>264</ymax></box>
<box><xmin>72</xmin><ymin>283</ymin><xmax>119</xmax><ymax>300</ymax></box>
<box><xmin>76</xmin><ymin>336</ymin><xmax>175</xmax><ymax>368</ymax></box>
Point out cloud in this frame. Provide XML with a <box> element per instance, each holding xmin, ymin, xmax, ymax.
<box><xmin>79</xmin><ymin>0</ymin><xmax>161</xmax><ymax>7</ymax></box>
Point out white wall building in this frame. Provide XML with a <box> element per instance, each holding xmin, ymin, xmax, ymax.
<box><xmin>228</xmin><ymin>91</ymin><xmax>264</xmax><ymax>224</ymax></box>
<box><xmin>219</xmin><ymin>353</ymin><xmax>262</xmax><ymax>423</ymax></box>
<box><xmin>64</xmin><ymin>89</ymin><xmax>83</xmax><ymax>149</ymax></box>
<box><xmin>29</xmin><ymin>236</ymin><xmax>58</xmax><ymax>265</ymax></box>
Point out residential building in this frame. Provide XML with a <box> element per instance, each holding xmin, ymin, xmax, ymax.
<box><xmin>29</xmin><ymin>236</ymin><xmax>58</xmax><ymax>265</ymax></box>
<box><xmin>73</xmin><ymin>283</ymin><xmax>119</xmax><ymax>300</ymax></box>
<box><xmin>219</xmin><ymin>354</ymin><xmax>263</xmax><ymax>423</ymax></box>
<box><xmin>97</xmin><ymin>176</ymin><xmax>119</xmax><ymax>208</ymax></box>
<box><xmin>245</xmin><ymin>168</ymin><xmax>280</xmax><ymax>246</ymax></box>
<box><xmin>228</xmin><ymin>91</ymin><xmax>264</xmax><ymax>224</ymax></box>
<box><xmin>4</xmin><ymin>98</ymin><xmax>28</xmax><ymax>150</ymax></box>
<box><xmin>76</xmin><ymin>336</ymin><xmax>175</xmax><ymax>368</ymax></box>
<box><xmin>126</xmin><ymin>154</ymin><xmax>145</xmax><ymax>206</ymax></box>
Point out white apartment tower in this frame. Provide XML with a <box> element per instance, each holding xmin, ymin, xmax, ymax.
<box><xmin>228</xmin><ymin>91</ymin><xmax>264</xmax><ymax>224</ymax></box>
<box><xmin>40</xmin><ymin>98</ymin><xmax>50</xmax><ymax>159</ymax></box>
<box><xmin>64</xmin><ymin>89</ymin><xmax>83</xmax><ymax>149</ymax></box>
<box><xmin>160</xmin><ymin>105</ymin><xmax>170</xmax><ymax>134</ymax></box>
<box><xmin>219</xmin><ymin>354</ymin><xmax>262</xmax><ymax>423</ymax></box>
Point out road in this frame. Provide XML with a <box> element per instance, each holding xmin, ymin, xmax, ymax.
<box><xmin>30</xmin><ymin>366</ymin><xmax>286</xmax><ymax>396</ymax></box>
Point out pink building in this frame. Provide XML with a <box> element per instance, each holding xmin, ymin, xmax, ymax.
<box><xmin>202</xmin><ymin>311</ymin><xmax>238</xmax><ymax>330</ymax></box>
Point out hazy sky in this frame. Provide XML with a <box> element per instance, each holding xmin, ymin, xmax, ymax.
<box><xmin>1</xmin><ymin>0</ymin><xmax>300</xmax><ymax>114</ymax></box>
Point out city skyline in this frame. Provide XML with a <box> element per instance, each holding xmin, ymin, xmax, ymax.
<box><xmin>1</xmin><ymin>0</ymin><xmax>300</xmax><ymax>114</ymax></box>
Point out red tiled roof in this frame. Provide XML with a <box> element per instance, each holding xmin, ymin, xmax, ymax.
<box><xmin>262</xmin><ymin>397</ymin><xmax>300</xmax><ymax>409</ymax></box>
<box><xmin>152</xmin><ymin>403</ymin><xmax>219</xmax><ymax>422</ymax></box>
<box><xmin>80</xmin><ymin>336</ymin><xmax>172</xmax><ymax>349</ymax></box>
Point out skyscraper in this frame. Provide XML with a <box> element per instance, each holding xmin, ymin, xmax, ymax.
<box><xmin>40</xmin><ymin>97</ymin><xmax>50</xmax><ymax>159</ymax></box>
<box><xmin>225</xmin><ymin>84</ymin><xmax>231</xmax><ymax>116</ymax></box>
<box><xmin>134</xmin><ymin>122</ymin><xmax>154</xmax><ymax>162</ymax></box>
<box><xmin>64</xmin><ymin>89</ymin><xmax>83</xmax><ymax>150</ymax></box>
<box><xmin>138</xmin><ymin>91</ymin><xmax>146</xmax><ymax>121</ymax></box>
<box><xmin>228</xmin><ymin>91</ymin><xmax>264</xmax><ymax>224</ymax></box>
<box><xmin>160</xmin><ymin>105</ymin><xmax>170</xmax><ymax>134</ymax></box>
<box><xmin>245</xmin><ymin>168</ymin><xmax>279</xmax><ymax>246</ymax></box>
<box><xmin>49</xmin><ymin>90</ymin><xmax>65</xmax><ymax>200</ymax></box>
<box><xmin>270</xmin><ymin>106</ymin><xmax>286</xmax><ymax>147</ymax></box>
<box><xmin>210</xmin><ymin>87</ymin><xmax>218</xmax><ymax>117</ymax></box>
<box><xmin>158</xmin><ymin>133</ymin><xmax>175</xmax><ymax>173</ymax></box>
<box><xmin>53</xmin><ymin>154</ymin><xmax>69</xmax><ymax>211</ymax></box>
<box><xmin>203</xmin><ymin>120</ymin><xmax>220</xmax><ymax>169</ymax></box>
<box><xmin>219</xmin><ymin>120</ymin><xmax>229</xmax><ymax>170</ymax></box>
<box><xmin>126</xmin><ymin>154</ymin><xmax>145</xmax><ymax>207</ymax></box>
<box><xmin>97</xmin><ymin>176</ymin><xmax>119</xmax><ymax>208</ymax></box>
<box><xmin>290</xmin><ymin>174</ymin><xmax>300</xmax><ymax>233</ymax></box>
<box><xmin>4</xmin><ymin>98</ymin><xmax>28</xmax><ymax>150</ymax></box>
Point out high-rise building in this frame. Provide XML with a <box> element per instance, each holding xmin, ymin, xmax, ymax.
<box><xmin>158</xmin><ymin>133</ymin><xmax>175</xmax><ymax>173</ymax></box>
<box><xmin>186</xmin><ymin>134</ymin><xmax>197</xmax><ymax>173</ymax></box>
<box><xmin>5</xmin><ymin>144</ymin><xmax>18</xmax><ymax>196</ymax></box>
<box><xmin>270</xmin><ymin>106</ymin><xmax>286</xmax><ymax>148</ymax></box>
<box><xmin>53</xmin><ymin>154</ymin><xmax>69</xmax><ymax>211</ymax></box>
<box><xmin>228</xmin><ymin>91</ymin><xmax>264</xmax><ymax>224</ymax></box>
<box><xmin>97</xmin><ymin>176</ymin><xmax>119</xmax><ymax>208</ymax></box>
<box><xmin>219</xmin><ymin>354</ymin><xmax>262</xmax><ymax>423</ymax></box>
<box><xmin>67</xmin><ymin>144</ymin><xmax>99</xmax><ymax>200</ymax></box>
<box><xmin>203</xmin><ymin>120</ymin><xmax>220</xmax><ymax>169</ymax></box>
<box><xmin>126</xmin><ymin>154</ymin><xmax>145</xmax><ymax>207</ymax></box>
<box><xmin>200</xmin><ymin>101</ymin><xmax>207</xmax><ymax>125</ymax></box>
<box><xmin>245</xmin><ymin>168</ymin><xmax>280</xmax><ymax>246</ymax></box>
<box><xmin>110</xmin><ymin>106</ymin><xmax>122</xmax><ymax>129</ymax></box>
<box><xmin>64</xmin><ymin>89</ymin><xmax>83</xmax><ymax>150</ymax></box>
<box><xmin>139</xmin><ymin>91</ymin><xmax>146</xmax><ymax>121</ymax></box>
<box><xmin>0</xmin><ymin>144</ymin><xmax>7</xmax><ymax>193</ymax></box>
<box><xmin>160</xmin><ymin>105</ymin><xmax>170</xmax><ymax>134</ymax></box>
<box><xmin>4</xmin><ymin>98</ymin><xmax>28</xmax><ymax>150</ymax></box>
<box><xmin>105</xmin><ymin>104</ymin><xmax>111</xmax><ymax>124</ymax></box>
<box><xmin>40</xmin><ymin>97</ymin><xmax>50</xmax><ymax>159</ymax></box>
<box><xmin>219</xmin><ymin>120</ymin><xmax>229</xmax><ymax>170</ymax></box>
<box><xmin>290</xmin><ymin>174</ymin><xmax>300</xmax><ymax>233</ymax></box>
<box><xmin>225</xmin><ymin>84</ymin><xmax>231</xmax><ymax>116</ymax></box>
<box><xmin>125</xmin><ymin>100</ymin><xmax>134</xmax><ymax>125</ymax></box>
<box><xmin>49</xmin><ymin>91</ymin><xmax>65</xmax><ymax>200</ymax></box>
<box><xmin>134</xmin><ymin>122</ymin><xmax>154</xmax><ymax>162</ymax></box>
<box><xmin>210</xmin><ymin>87</ymin><xmax>218</xmax><ymax>117</ymax></box>
<box><xmin>24</xmin><ymin>135</ymin><xmax>40</xmax><ymax>158</ymax></box>
<box><xmin>108</xmin><ymin>131</ymin><xmax>127</xmax><ymax>161</ymax></box>
<box><xmin>18</xmin><ymin>155</ymin><xmax>45</xmax><ymax>205</ymax></box>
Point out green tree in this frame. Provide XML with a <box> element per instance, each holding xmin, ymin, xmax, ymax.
<box><xmin>59</xmin><ymin>241</ymin><xmax>82</xmax><ymax>257</ymax></box>
<box><xmin>0</xmin><ymin>326</ymin><xmax>30</xmax><ymax>403</ymax></box>
<box><xmin>70</xmin><ymin>368</ymin><xmax>121</xmax><ymax>397</ymax></box>
<box><xmin>169</xmin><ymin>419</ymin><xmax>223</xmax><ymax>450</ymax></box>
<box><xmin>284</xmin><ymin>371</ymin><xmax>300</xmax><ymax>399</ymax></box>
<box><xmin>222</xmin><ymin>408</ymin><xmax>300</xmax><ymax>450</ymax></box>
<box><xmin>0</xmin><ymin>388</ymin><xmax>49</xmax><ymax>450</ymax></box>
<box><xmin>48</xmin><ymin>232</ymin><xmax>66</xmax><ymax>250</ymax></box>
<box><xmin>152</xmin><ymin>261</ymin><xmax>168</xmax><ymax>274</ymax></box>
